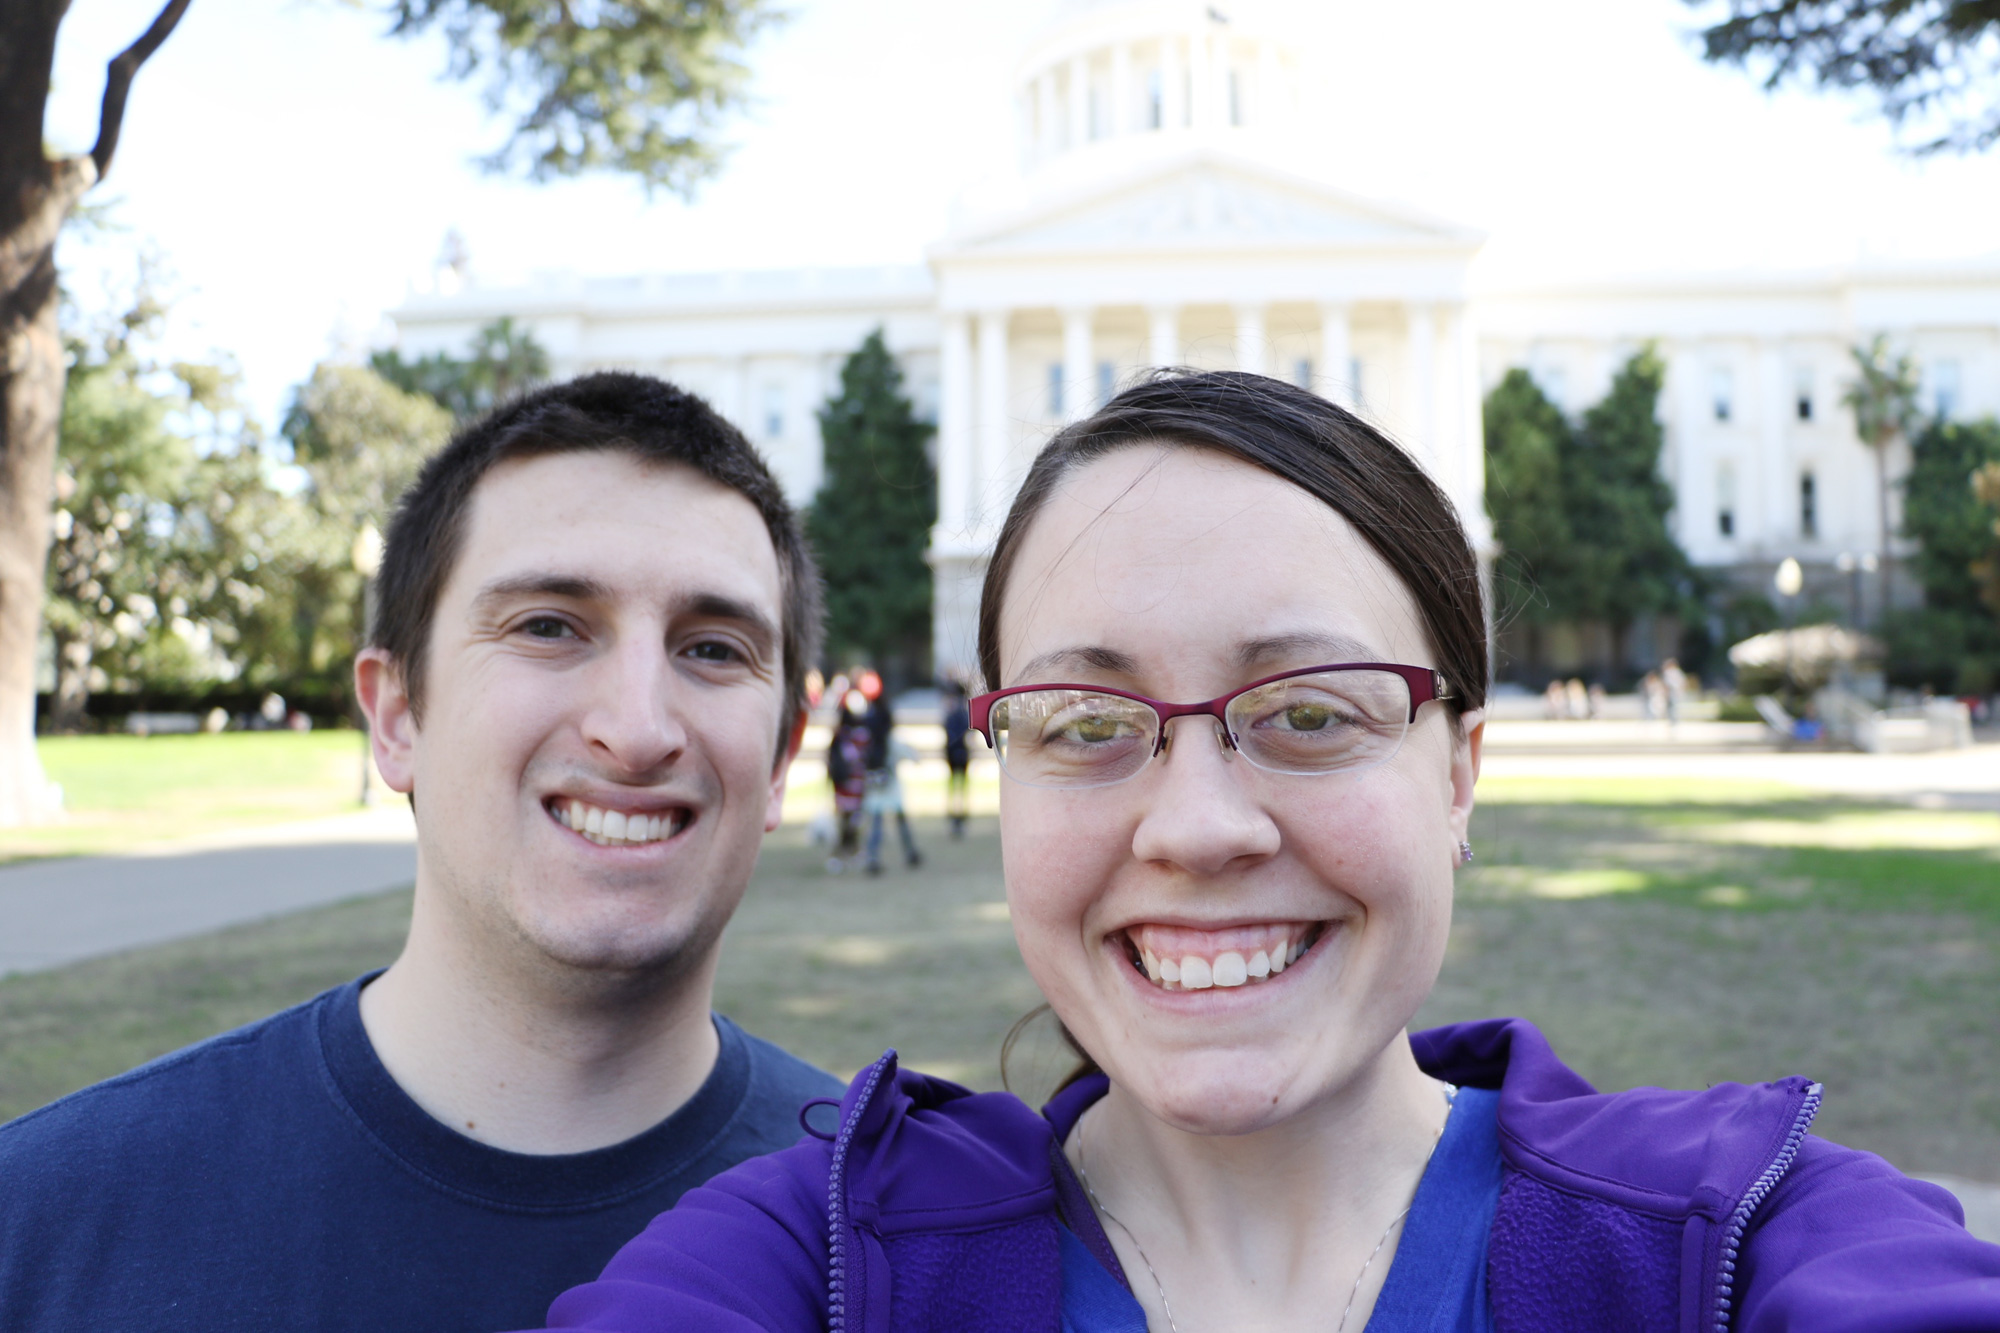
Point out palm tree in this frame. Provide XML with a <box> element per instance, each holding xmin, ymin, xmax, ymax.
<box><xmin>1843</xmin><ymin>336</ymin><xmax>1922</xmax><ymax>625</ymax></box>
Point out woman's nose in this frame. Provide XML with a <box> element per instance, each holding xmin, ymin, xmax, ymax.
<box><xmin>1129</xmin><ymin>716</ymin><xmax>1281</xmax><ymax>875</ymax></box>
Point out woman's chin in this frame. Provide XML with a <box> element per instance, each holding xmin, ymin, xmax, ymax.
<box><xmin>1112</xmin><ymin>1051</ymin><xmax>1317</xmax><ymax>1137</ymax></box>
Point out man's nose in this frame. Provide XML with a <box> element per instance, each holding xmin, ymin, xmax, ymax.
<box><xmin>1129</xmin><ymin>716</ymin><xmax>1280</xmax><ymax>875</ymax></box>
<box><xmin>578</xmin><ymin>636</ymin><xmax>688</xmax><ymax>774</ymax></box>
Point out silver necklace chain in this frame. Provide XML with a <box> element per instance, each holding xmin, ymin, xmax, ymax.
<box><xmin>1073</xmin><ymin>1083</ymin><xmax>1458</xmax><ymax>1333</ymax></box>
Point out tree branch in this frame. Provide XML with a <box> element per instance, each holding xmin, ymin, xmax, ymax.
<box><xmin>90</xmin><ymin>0</ymin><xmax>195</xmax><ymax>180</ymax></box>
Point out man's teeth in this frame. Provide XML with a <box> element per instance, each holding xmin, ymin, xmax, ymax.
<box><xmin>555</xmin><ymin>799</ymin><xmax>685</xmax><ymax>847</ymax></box>
<box><xmin>1130</xmin><ymin>928</ymin><xmax>1318</xmax><ymax>991</ymax></box>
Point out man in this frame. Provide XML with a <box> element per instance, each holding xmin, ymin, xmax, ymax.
<box><xmin>0</xmin><ymin>373</ymin><xmax>843</xmax><ymax>1331</ymax></box>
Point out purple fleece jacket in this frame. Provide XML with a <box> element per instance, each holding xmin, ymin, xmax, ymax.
<box><xmin>540</xmin><ymin>1018</ymin><xmax>2000</xmax><ymax>1332</ymax></box>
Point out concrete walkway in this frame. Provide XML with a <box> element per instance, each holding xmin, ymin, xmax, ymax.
<box><xmin>0</xmin><ymin>806</ymin><xmax>415</xmax><ymax>976</ymax></box>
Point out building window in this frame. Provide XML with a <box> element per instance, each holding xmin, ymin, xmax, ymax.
<box><xmin>1718</xmin><ymin>460</ymin><xmax>1737</xmax><ymax>538</ymax></box>
<box><xmin>1147</xmin><ymin>69</ymin><xmax>1163</xmax><ymax>129</ymax></box>
<box><xmin>762</xmin><ymin>385</ymin><xmax>785</xmax><ymax>439</ymax></box>
<box><xmin>1048</xmin><ymin>363</ymin><xmax>1064</xmax><ymax>417</ymax></box>
<box><xmin>1293</xmin><ymin>357</ymin><xmax>1313</xmax><ymax>390</ymax></box>
<box><xmin>1800</xmin><ymin>470</ymin><xmax>1817</xmax><ymax>539</ymax></box>
<box><xmin>1712</xmin><ymin>367</ymin><xmax>1734</xmax><ymax>423</ymax></box>
<box><xmin>1096</xmin><ymin>361</ymin><xmax>1115</xmax><ymax>407</ymax></box>
<box><xmin>1794</xmin><ymin>367</ymin><xmax>1814</xmax><ymax>422</ymax></box>
<box><xmin>1932</xmin><ymin>359</ymin><xmax>1961</xmax><ymax>419</ymax></box>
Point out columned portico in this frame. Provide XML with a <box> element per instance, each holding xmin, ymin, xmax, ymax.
<box><xmin>1234</xmin><ymin>305</ymin><xmax>1267</xmax><ymax>377</ymax></box>
<box><xmin>1149</xmin><ymin>307</ymin><xmax>1179</xmax><ymax>368</ymax></box>
<box><xmin>937</xmin><ymin>313</ymin><xmax>974</xmax><ymax>535</ymax></box>
<box><xmin>1319</xmin><ymin>303</ymin><xmax>1352</xmax><ymax>408</ymax></box>
<box><xmin>1062</xmin><ymin>308</ymin><xmax>1094</xmax><ymax>418</ymax></box>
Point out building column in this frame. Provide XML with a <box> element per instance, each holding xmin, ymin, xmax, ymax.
<box><xmin>1110</xmin><ymin>44</ymin><xmax>1132</xmax><ymax>137</ymax></box>
<box><xmin>977</xmin><ymin>309</ymin><xmax>1011</xmax><ymax>514</ymax></box>
<box><xmin>1068</xmin><ymin>56</ymin><xmax>1089</xmax><ymax>147</ymax></box>
<box><xmin>1755</xmin><ymin>339</ymin><xmax>1788</xmax><ymax>548</ymax></box>
<box><xmin>1160</xmin><ymin>34</ymin><xmax>1185</xmax><ymax>130</ymax></box>
<box><xmin>1035</xmin><ymin>71</ymin><xmax>1056</xmax><ymax>159</ymax></box>
<box><xmin>1234</xmin><ymin>305</ymin><xmax>1267</xmax><ymax>377</ymax></box>
<box><xmin>1188</xmin><ymin>27</ymin><xmax>1213</xmax><ymax>130</ymax></box>
<box><xmin>938</xmin><ymin>313</ymin><xmax>974</xmax><ymax>534</ymax></box>
<box><xmin>1063</xmin><ymin>307</ymin><xmax>1095</xmax><ymax>419</ymax></box>
<box><xmin>1407</xmin><ymin>303</ymin><xmax>1438</xmax><ymax>466</ymax></box>
<box><xmin>1450</xmin><ymin>303</ymin><xmax>1485</xmax><ymax>534</ymax></box>
<box><xmin>1319</xmin><ymin>302</ymin><xmax>1353</xmax><ymax>408</ymax></box>
<box><xmin>1148</xmin><ymin>306</ymin><xmax>1180</xmax><ymax>369</ymax></box>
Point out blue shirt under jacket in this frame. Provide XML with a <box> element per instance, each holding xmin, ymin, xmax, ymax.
<box><xmin>1058</xmin><ymin>1087</ymin><xmax>1501</xmax><ymax>1333</ymax></box>
<box><xmin>0</xmin><ymin>973</ymin><xmax>840</xmax><ymax>1333</ymax></box>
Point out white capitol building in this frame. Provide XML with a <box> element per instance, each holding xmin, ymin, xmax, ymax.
<box><xmin>392</xmin><ymin>0</ymin><xmax>2000</xmax><ymax>681</ymax></box>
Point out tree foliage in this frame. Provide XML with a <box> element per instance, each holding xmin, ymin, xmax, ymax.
<box><xmin>1484</xmin><ymin>350</ymin><xmax>1697</xmax><ymax>638</ymax></box>
<box><xmin>1689</xmin><ymin>0</ymin><xmax>2000</xmax><ymax>153</ymax></box>
<box><xmin>387</xmin><ymin>0</ymin><xmax>782</xmax><ymax>195</ymax></box>
<box><xmin>1890</xmin><ymin>417</ymin><xmax>2000</xmax><ymax>690</ymax></box>
<box><xmin>370</xmin><ymin>316</ymin><xmax>550</xmax><ymax>420</ymax></box>
<box><xmin>806</xmin><ymin>330</ymin><xmax>936</xmax><ymax>684</ymax></box>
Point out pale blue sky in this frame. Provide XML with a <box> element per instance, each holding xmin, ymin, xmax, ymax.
<box><xmin>47</xmin><ymin>0</ymin><xmax>2000</xmax><ymax>428</ymax></box>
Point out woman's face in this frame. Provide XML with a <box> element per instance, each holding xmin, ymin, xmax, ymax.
<box><xmin>997</xmin><ymin>446</ymin><xmax>1483</xmax><ymax>1136</ymax></box>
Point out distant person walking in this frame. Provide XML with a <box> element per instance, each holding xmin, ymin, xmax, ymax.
<box><xmin>862</xmin><ymin>726</ymin><xmax>923</xmax><ymax>875</ymax></box>
<box><xmin>941</xmin><ymin>680</ymin><xmax>972</xmax><ymax>840</ymax></box>
<box><xmin>1661</xmin><ymin>657</ymin><xmax>1688</xmax><ymax>727</ymax></box>
<box><xmin>825</xmin><ymin>692</ymin><xmax>869</xmax><ymax>874</ymax></box>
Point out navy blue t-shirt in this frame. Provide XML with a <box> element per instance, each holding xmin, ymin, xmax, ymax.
<box><xmin>0</xmin><ymin>974</ymin><xmax>841</xmax><ymax>1332</ymax></box>
<box><xmin>1060</xmin><ymin>1086</ymin><xmax>1503</xmax><ymax>1332</ymax></box>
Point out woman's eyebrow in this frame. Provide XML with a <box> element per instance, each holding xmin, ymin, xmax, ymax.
<box><xmin>1234</xmin><ymin>632</ymin><xmax>1379</xmax><ymax>669</ymax></box>
<box><xmin>1015</xmin><ymin>644</ymin><xmax>1139</xmax><ymax>681</ymax></box>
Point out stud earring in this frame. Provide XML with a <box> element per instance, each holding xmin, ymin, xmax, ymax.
<box><xmin>1459</xmin><ymin>841</ymin><xmax>1474</xmax><ymax>865</ymax></box>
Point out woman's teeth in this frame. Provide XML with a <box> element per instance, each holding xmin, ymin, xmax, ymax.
<box><xmin>1131</xmin><ymin>927</ymin><xmax>1319</xmax><ymax>991</ymax></box>
<box><xmin>553</xmin><ymin>799</ymin><xmax>686</xmax><ymax>847</ymax></box>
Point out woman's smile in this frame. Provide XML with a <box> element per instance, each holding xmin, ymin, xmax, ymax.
<box><xmin>1115</xmin><ymin>919</ymin><xmax>1330</xmax><ymax>991</ymax></box>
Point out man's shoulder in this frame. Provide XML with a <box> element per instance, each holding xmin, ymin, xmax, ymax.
<box><xmin>0</xmin><ymin>982</ymin><xmax>346</xmax><ymax>1186</ymax></box>
<box><xmin>719</xmin><ymin>1016</ymin><xmax>844</xmax><ymax>1148</ymax></box>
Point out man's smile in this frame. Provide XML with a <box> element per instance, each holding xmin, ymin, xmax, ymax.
<box><xmin>544</xmin><ymin>796</ymin><xmax>696</xmax><ymax>848</ymax></box>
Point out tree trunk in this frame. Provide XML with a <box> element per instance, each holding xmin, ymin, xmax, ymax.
<box><xmin>0</xmin><ymin>0</ymin><xmax>190</xmax><ymax>823</ymax></box>
<box><xmin>0</xmin><ymin>194</ymin><xmax>72</xmax><ymax>823</ymax></box>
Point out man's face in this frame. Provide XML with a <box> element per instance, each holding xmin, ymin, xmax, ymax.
<box><xmin>365</xmin><ymin>451</ymin><xmax>796</xmax><ymax>980</ymax></box>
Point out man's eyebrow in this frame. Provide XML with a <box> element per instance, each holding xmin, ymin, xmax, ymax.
<box><xmin>1234</xmin><ymin>632</ymin><xmax>1382</xmax><ymax>669</ymax></box>
<box><xmin>1014</xmin><ymin>644</ymin><xmax>1140</xmax><ymax>684</ymax></box>
<box><xmin>681</xmin><ymin>593</ymin><xmax>779</xmax><ymax>653</ymax></box>
<box><xmin>472</xmin><ymin>574</ymin><xmax>614</xmax><ymax>610</ymax></box>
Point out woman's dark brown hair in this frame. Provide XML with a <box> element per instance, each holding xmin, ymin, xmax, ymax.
<box><xmin>982</xmin><ymin>369</ymin><xmax>1489</xmax><ymax>1095</ymax></box>
<box><xmin>977</xmin><ymin>369</ymin><xmax>1488</xmax><ymax>714</ymax></box>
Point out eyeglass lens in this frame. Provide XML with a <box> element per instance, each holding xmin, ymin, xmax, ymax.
<box><xmin>988</xmin><ymin>669</ymin><xmax>1413</xmax><ymax>789</ymax></box>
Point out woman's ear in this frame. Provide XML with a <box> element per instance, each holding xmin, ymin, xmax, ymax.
<box><xmin>1447</xmin><ymin>708</ymin><xmax>1485</xmax><ymax>844</ymax></box>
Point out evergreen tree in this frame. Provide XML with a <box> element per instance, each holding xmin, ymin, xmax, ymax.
<box><xmin>807</xmin><ymin>330</ymin><xmax>936</xmax><ymax>684</ymax></box>
<box><xmin>1568</xmin><ymin>347</ymin><xmax>1698</xmax><ymax>633</ymax></box>
<box><xmin>1483</xmin><ymin>368</ymin><xmax>1578</xmax><ymax>624</ymax></box>
<box><xmin>1888</xmin><ymin>417</ymin><xmax>2000</xmax><ymax>691</ymax></box>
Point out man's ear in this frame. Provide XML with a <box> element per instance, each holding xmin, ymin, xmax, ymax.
<box><xmin>764</xmin><ymin>706</ymin><xmax>810</xmax><ymax>833</ymax></box>
<box><xmin>1448</xmin><ymin>708</ymin><xmax>1485</xmax><ymax>845</ymax></box>
<box><xmin>356</xmin><ymin>648</ymin><xmax>418</xmax><ymax>795</ymax></box>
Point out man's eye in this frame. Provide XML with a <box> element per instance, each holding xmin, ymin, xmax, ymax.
<box><xmin>687</xmin><ymin>641</ymin><xmax>742</xmax><ymax>663</ymax></box>
<box><xmin>522</xmin><ymin>617</ymin><xmax>572</xmax><ymax>640</ymax></box>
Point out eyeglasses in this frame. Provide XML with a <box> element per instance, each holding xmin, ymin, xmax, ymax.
<box><xmin>969</xmin><ymin>663</ymin><xmax>1451</xmax><ymax>790</ymax></box>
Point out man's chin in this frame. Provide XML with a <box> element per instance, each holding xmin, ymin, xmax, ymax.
<box><xmin>510</xmin><ymin>914</ymin><xmax>718</xmax><ymax>990</ymax></box>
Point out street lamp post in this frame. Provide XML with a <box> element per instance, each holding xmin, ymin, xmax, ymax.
<box><xmin>351</xmin><ymin>524</ymin><xmax>385</xmax><ymax>807</ymax></box>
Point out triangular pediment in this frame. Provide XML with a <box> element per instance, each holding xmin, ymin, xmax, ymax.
<box><xmin>939</xmin><ymin>150</ymin><xmax>1482</xmax><ymax>259</ymax></box>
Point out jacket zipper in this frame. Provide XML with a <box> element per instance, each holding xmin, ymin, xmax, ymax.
<box><xmin>1710</xmin><ymin>1082</ymin><xmax>1822</xmax><ymax>1333</ymax></box>
<box><xmin>827</xmin><ymin>1053</ymin><xmax>892</xmax><ymax>1333</ymax></box>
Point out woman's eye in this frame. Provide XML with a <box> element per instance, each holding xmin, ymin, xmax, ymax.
<box><xmin>1281</xmin><ymin>703</ymin><xmax>1336</xmax><ymax>731</ymax></box>
<box><xmin>1055</xmin><ymin>713</ymin><xmax>1132</xmax><ymax>743</ymax></box>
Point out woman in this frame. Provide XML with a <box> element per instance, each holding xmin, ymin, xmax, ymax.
<box><xmin>540</xmin><ymin>372</ymin><xmax>2000</xmax><ymax>1332</ymax></box>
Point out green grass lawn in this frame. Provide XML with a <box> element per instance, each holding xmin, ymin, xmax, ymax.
<box><xmin>3</xmin><ymin>782</ymin><xmax>1996</xmax><ymax>1181</ymax></box>
<box><xmin>0</xmin><ymin>732</ymin><xmax>372</xmax><ymax>865</ymax></box>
